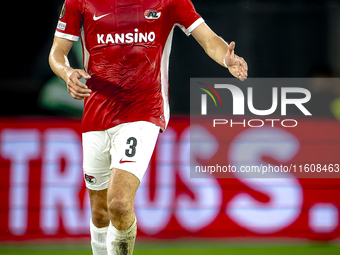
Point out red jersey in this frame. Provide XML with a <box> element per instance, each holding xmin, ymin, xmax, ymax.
<box><xmin>55</xmin><ymin>0</ymin><xmax>203</xmax><ymax>132</ymax></box>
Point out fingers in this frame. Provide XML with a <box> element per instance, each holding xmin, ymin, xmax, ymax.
<box><xmin>224</xmin><ymin>41</ymin><xmax>236</xmax><ymax>68</ymax></box>
<box><xmin>68</xmin><ymin>87</ymin><xmax>89</xmax><ymax>100</ymax></box>
<box><xmin>228</xmin><ymin>41</ymin><xmax>235</xmax><ymax>52</ymax></box>
<box><xmin>67</xmin><ymin>69</ymin><xmax>92</xmax><ymax>100</ymax></box>
<box><xmin>238</xmin><ymin>56</ymin><xmax>248</xmax><ymax>80</ymax></box>
<box><xmin>225</xmin><ymin>41</ymin><xmax>248</xmax><ymax>81</ymax></box>
<box><xmin>228</xmin><ymin>56</ymin><xmax>248</xmax><ymax>81</ymax></box>
<box><xmin>67</xmin><ymin>82</ymin><xmax>91</xmax><ymax>100</ymax></box>
<box><xmin>76</xmin><ymin>69</ymin><xmax>91</xmax><ymax>80</ymax></box>
<box><xmin>69</xmin><ymin>75</ymin><xmax>89</xmax><ymax>89</ymax></box>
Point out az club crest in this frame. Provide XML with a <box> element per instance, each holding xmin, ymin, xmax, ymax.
<box><xmin>144</xmin><ymin>10</ymin><xmax>161</xmax><ymax>19</ymax></box>
<box><xmin>85</xmin><ymin>173</ymin><xmax>97</xmax><ymax>184</ymax></box>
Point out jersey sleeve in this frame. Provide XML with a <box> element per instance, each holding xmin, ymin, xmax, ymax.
<box><xmin>55</xmin><ymin>0</ymin><xmax>83</xmax><ymax>41</ymax></box>
<box><xmin>168</xmin><ymin>0</ymin><xmax>204</xmax><ymax>36</ymax></box>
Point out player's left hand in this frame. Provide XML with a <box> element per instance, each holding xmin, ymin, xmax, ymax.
<box><xmin>224</xmin><ymin>41</ymin><xmax>248</xmax><ymax>81</ymax></box>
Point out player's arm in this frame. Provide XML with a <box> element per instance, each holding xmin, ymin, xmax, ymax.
<box><xmin>49</xmin><ymin>36</ymin><xmax>91</xmax><ymax>100</ymax></box>
<box><xmin>191</xmin><ymin>23</ymin><xmax>248</xmax><ymax>81</ymax></box>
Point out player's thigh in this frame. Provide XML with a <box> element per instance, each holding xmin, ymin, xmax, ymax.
<box><xmin>107</xmin><ymin>168</ymin><xmax>140</xmax><ymax>209</ymax></box>
<box><xmin>82</xmin><ymin>130</ymin><xmax>112</xmax><ymax>227</ymax></box>
<box><xmin>82</xmin><ymin>130</ymin><xmax>112</xmax><ymax>191</ymax></box>
<box><xmin>108</xmin><ymin>121</ymin><xmax>160</xmax><ymax>182</ymax></box>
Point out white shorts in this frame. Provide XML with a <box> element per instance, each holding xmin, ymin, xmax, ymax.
<box><xmin>82</xmin><ymin>121</ymin><xmax>160</xmax><ymax>190</ymax></box>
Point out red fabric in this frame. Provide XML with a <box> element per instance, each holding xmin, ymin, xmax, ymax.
<box><xmin>55</xmin><ymin>0</ymin><xmax>202</xmax><ymax>133</ymax></box>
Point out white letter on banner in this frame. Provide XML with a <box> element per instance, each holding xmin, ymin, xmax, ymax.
<box><xmin>40</xmin><ymin>129</ymin><xmax>90</xmax><ymax>235</ymax></box>
<box><xmin>1</xmin><ymin>129</ymin><xmax>40</xmax><ymax>235</ymax></box>
<box><xmin>175</xmin><ymin>125</ymin><xmax>222</xmax><ymax>232</ymax></box>
<box><xmin>226</xmin><ymin>127</ymin><xmax>303</xmax><ymax>234</ymax></box>
<box><xmin>135</xmin><ymin>128</ymin><xmax>176</xmax><ymax>235</ymax></box>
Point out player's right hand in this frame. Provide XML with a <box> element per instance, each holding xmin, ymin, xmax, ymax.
<box><xmin>66</xmin><ymin>69</ymin><xmax>92</xmax><ymax>100</ymax></box>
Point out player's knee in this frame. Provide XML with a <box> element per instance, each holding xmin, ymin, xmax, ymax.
<box><xmin>107</xmin><ymin>197</ymin><xmax>131</xmax><ymax>221</ymax></box>
<box><xmin>91</xmin><ymin>206</ymin><xmax>110</xmax><ymax>228</ymax></box>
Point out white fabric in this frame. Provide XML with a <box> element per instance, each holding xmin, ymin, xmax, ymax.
<box><xmin>82</xmin><ymin>121</ymin><xmax>160</xmax><ymax>190</ymax></box>
<box><xmin>179</xmin><ymin>17</ymin><xmax>205</xmax><ymax>36</ymax></box>
<box><xmin>90</xmin><ymin>219</ymin><xmax>108</xmax><ymax>255</ymax></box>
<box><xmin>223</xmin><ymin>57</ymin><xmax>228</xmax><ymax>68</ymax></box>
<box><xmin>55</xmin><ymin>31</ymin><xmax>79</xmax><ymax>41</ymax></box>
<box><xmin>106</xmin><ymin>219</ymin><xmax>137</xmax><ymax>255</ymax></box>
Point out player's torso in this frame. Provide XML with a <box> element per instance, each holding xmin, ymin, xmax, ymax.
<box><xmin>81</xmin><ymin>0</ymin><xmax>172</xmax><ymax>79</ymax></box>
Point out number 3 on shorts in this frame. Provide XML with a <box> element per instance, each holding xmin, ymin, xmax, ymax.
<box><xmin>125</xmin><ymin>137</ymin><xmax>137</xmax><ymax>157</ymax></box>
